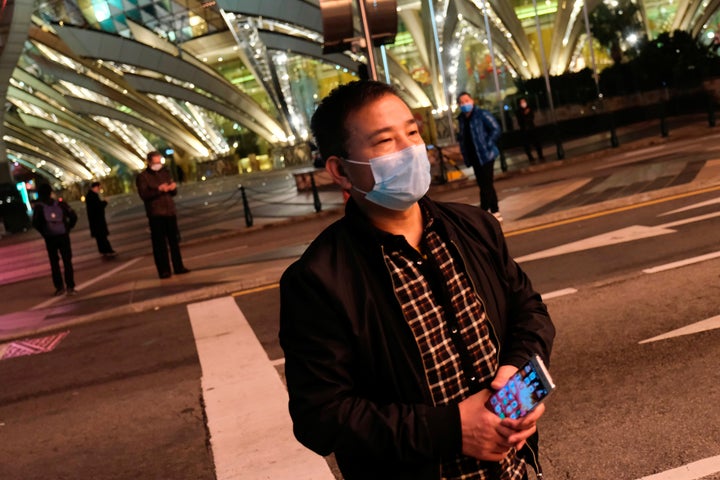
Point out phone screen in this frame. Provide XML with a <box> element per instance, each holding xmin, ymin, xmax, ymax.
<box><xmin>486</xmin><ymin>356</ymin><xmax>555</xmax><ymax>419</ymax></box>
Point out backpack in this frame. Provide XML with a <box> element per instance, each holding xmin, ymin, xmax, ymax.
<box><xmin>43</xmin><ymin>201</ymin><xmax>67</xmax><ymax>236</ymax></box>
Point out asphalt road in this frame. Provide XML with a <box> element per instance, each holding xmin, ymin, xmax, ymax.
<box><xmin>2</xmin><ymin>187</ymin><xmax>717</xmax><ymax>479</ymax></box>
<box><xmin>0</xmin><ymin>305</ymin><xmax>215</xmax><ymax>480</ymax></box>
<box><xmin>2</xmin><ymin>117</ymin><xmax>719</xmax><ymax>479</ymax></box>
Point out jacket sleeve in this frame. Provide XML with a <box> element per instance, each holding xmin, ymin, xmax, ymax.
<box><xmin>480</xmin><ymin>110</ymin><xmax>502</xmax><ymax>145</ymax></box>
<box><xmin>61</xmin><ymin>201</ymin><xmax>78</xmax><ymax>230</ymax></box>
<box><xmin>489</xmin><ymin>219</ymin><xmax>555</xmax><ymax>368</ymax></box>
<box><xmin>279</xmin><ymin>263</ymin><xmax>461</xmax><ymax>463</ymax></box>
<box><xmin>32</xmin><ymin>204</ymin><xmax>45</xmax><ymax>235</ymax></box>
<box><xmin>135</xmin><ymin>172</ymin><xmax>161</xmax><ymax>202</ymax></box>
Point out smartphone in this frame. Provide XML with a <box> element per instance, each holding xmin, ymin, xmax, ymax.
<box><xmin>485</xmin><ymin>354</ymin><xmax>555</xmax><ymax>419</ymax></box>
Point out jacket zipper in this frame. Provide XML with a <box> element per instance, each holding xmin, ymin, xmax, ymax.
<box><xmin>380</xmin><ymin>244</ymin><xmax>437</xmax><ymax>406</ymax></box>
<box><xmin>450</xmin><ymin>240</ymin><xmax>543</xmax><ymax>478</ymax></box>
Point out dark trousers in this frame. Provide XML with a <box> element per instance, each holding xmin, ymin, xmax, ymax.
<box><xmin>148</xmin><ymin>215</ymin><xmax>185</xmax><ymax>276</ymax></box>
<box><xmin>522</xmin><ymin>129</ymin><xmax>544</xmax><ymax>162</ymax></box>
<box><xmin>471</xmin><ymin>161</ymin><xmax>499</xmax><ymax>213</ymax></box>
<box><xmin>94</xmin><ymin>235</ymin><xmax>114</xmax><ymax>254</ymax></box>
<box><xmin>44</xmin><ymin>234</ymin><xmax>75</xmax><ymax>290</ymax></box>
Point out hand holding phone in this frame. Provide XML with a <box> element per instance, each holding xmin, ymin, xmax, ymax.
<box><xmin>485</xmin><ymin>355</ymin><xmax>555</xmax><ymax>420</ymax></box>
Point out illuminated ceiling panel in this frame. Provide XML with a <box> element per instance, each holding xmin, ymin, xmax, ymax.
<box><xmin>1</xmin><ymin>0</ymin><xmax>718</xmax><ymax>186</ymax></box>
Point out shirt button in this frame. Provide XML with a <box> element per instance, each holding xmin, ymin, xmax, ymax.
<box><xmin>416</xmin><ymin>260</ymin><xmax>423</xmax><ymax>266</ymax></box>
<box><xmin>470</xmin><ymin>376</ymin><xmax>477</xmax><ymax>382</ymax></box>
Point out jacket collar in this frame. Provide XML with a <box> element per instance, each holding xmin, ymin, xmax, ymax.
<box><xmin>344</xmin><ymin>196</ymin><xmax>445</xmax><ymax>248</ymax></box>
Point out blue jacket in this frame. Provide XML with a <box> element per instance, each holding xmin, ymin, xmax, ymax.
<box><xmin>457</xmin><ymin>107</ymin><xmax>501</xmax><ymax>166</ymax></box>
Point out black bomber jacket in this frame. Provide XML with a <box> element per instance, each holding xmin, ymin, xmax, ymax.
<box><xmin>279</xmin><ymin>196</ymin><xmax>555</xmax><ymax>479</ymax></box>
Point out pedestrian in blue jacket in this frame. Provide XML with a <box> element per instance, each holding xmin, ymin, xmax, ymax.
<box><xmin>457</xmin><ymin>92</ymin><xmax>503</xmax><ymax>222</ymax></box>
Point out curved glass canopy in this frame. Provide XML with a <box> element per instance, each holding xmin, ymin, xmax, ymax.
<box><xmin>2</xmin><ymin>0</ymin><xmax>718</xmax><ymax>186</ymax></box>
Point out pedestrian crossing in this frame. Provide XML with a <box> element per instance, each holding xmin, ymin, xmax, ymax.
<box><xmin>187</xmin><ymin>296</ymin><xmax>335</xmax><ymax>480</ymax></box>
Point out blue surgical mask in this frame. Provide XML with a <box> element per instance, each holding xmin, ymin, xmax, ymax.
<box><xmin>460</xmin><ymin>103</ymin><xmax>473</xmax><ymax>113</ymax></box>
<box><xmin>344</xmin><ymin>144</ymin><xmax>431</xmax><ymax>211</ymax></box>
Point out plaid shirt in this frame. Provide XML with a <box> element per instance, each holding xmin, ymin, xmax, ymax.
<box><xmin>383</xmin><ymin>215</ymin><xmax>526</xmax><ymax>480</ymax></box>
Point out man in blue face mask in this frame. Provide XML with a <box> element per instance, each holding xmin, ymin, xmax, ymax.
<box><xmin>279</xmin><ymin>81</ymin><xmax>555</xmax><ymax>480</ymax></box>
<box><xmin>456</xmin><ymin>92</ymin><xmax>503</xmax><ymax>222</ymax></box>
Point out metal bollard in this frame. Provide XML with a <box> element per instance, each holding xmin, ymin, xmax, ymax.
<box><xmin>660</xmin><ymin>103</ymin><xmax>669</xmax><ymax>137</ymax></box>
<box><xmin>709</xmin><ymin>103</ymin><xmax>716</xmax><ymax>128</ymax></box>
<box><xmin>609</xmin><ymin>114</ymin><xmax>619</xmax><ymax>148</ymax></box>
<box><xmin>434</xmin><ymin>145</ymin><xmax>448</xmax><ymax>184</ymax></box>
<box><xmin>499</xmin><ymin>150</ymin><xmax>508</xmax><ymax>172</ymax></box>
<box><xmin>310</xmin><ymin>171</ymin><xmax>322</xmax><ymax>213</ymax></box>
<box><xmin>553</xmin><ymin>125</ymin><xmax>565</xmax><ymax>160</ymax></box>
<box><xmin>238</xmin><ymin>184</ymin><xmax>253</xmax><ymax>227</ymax></box>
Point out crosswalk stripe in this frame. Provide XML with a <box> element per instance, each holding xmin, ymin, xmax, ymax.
<box><xmin>635</xmin><ymin>454</ymin><xmax>720</xmax><ymax>480</ymax></box>
<box><xmin>642</xmin><ymin>251</ymin><xmax>720</xmax><ymax>274</ymax></box>
<box><xmin>639</xmin><ymin>315</ymin><xmax>720</xmax><ymax>344</ymax></box>
<box><xmin>187</xmin><ymin>296</ymin><xmax>334</xmax><ymax>480</ymax></box>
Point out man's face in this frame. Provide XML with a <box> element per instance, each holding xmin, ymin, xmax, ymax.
<box><xmin>149</xmin><ymin>155</ymin><xmax>163</xmax><ymax>167</ymax></box>
<box><xmin>519</xmin><ymin>99</ymin><xmax>528</xmax><ymax>109</ymax></box>
<box><xmin>92</xmin><ymin>185</ymin><xmax>101</xmax><ymax>193</ymax></box>
<box><xmin>341</xmin><ymin>94</ymin><xmax>424</xmax><ymax>194</ymax></box>
<box><xmin>459</xmin><ymin>94</ymin><xmax>474</xmax><ymax>109</ymax></box>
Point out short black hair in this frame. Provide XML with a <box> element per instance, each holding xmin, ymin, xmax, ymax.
<box><xmin>146</xmin><ymin>150</ymin><xmax>162</xmax><ymax>162</ymax></box>
<box><xmin>90</xmin><ymin>181</ymin><xmax>101</xmax><ymax>188</ymax></box>
<box><xmin>37</xmin><ymin>183</ymin><xmax>53</xmax><ymax>198</ymax></box>
<box><xmin>457</xmin><ymin>91</ymin><xmax>472</xmax><ymax>103</ymax></box>
<box><xmin>310</xmin><ymin>81</ymin><xmax>401</xmax><ymax>161</ymax></box>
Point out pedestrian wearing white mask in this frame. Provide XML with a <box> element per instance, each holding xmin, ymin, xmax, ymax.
<box><xmin>279</xmin><ymin>81</ymin><xmax>555</xmax><ymax>479</ymax></box>
<box><xmin>136</xmin><ymin>151</ymin><xmax>190</xmax><ymax>279</ymax></box>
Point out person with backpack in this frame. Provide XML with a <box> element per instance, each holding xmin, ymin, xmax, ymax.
<box><xmin>32</xmin><ymin>183</ymin><xmax>78</xmax><ymax>296</ymax></box>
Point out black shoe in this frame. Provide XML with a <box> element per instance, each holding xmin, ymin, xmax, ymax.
<box><xmin>103</xmin><ymin>251</ymin><xmax>118</xmax><ymax>257</ymax></box>
<box><xmin>159</xmin><ymin>272</ymin><xmax>172</xmax><ymax>279</ymax></box>
<box><xmin>175</xmin><ymin>268</ymin><xmax>191</xmax><ymax>275</ymax></box>
<box><xmin>66</xmin><ymin>288</ymin><xmax>77</xmax><ymax>296</ymax></box>
<box><xmin>54</xmin><ymin>288</ymin><xmax>65</xmax><ymax>296</ymax></box>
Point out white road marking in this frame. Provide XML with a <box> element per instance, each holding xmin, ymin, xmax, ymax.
<box><xmin>187</xmin><ymin>296</ymin><xmax>334</xmax><ymax>480</ymax></box>
<box><xmin>639</xmin><ymin>315</ymin><xmax>720</xmax><ymax>344</ymax></box>
<box><xmin>515</xmin><ymin>225</ymin><xmax>675</xmax><ymax>262</ymax></box>
<box><xmin>595</xmin><ymin>145</ymin><xmax>668</xmax><ymax>169</ymax></box>
<box><xmin>515</xmin><ymin>212</ymin><xmax>720</xmax><ymax>263</ymax></box>
<box><xmin>660</xmin><ymin>211</ymin><xmax>720</xmax><ymax>228</ymax></box>
<box><xmin>635</xmin><ymin>454</ymin><xmax>720</xmax><ymax>479</ymax></box>
<box><xmin>541</xmin><ymin>288</ymin><xmax>578</xmax><ymax>299</ymax></box>
<box><xmin>30</xmin><ymin>257</ymin><xmax>143</xmax><ymax>311</ymax></box>
<box><xmin>643</xmin><ymin>251</ymin><xmax>720</xmax><ymax>274</ymax></box>
<box><xmin>659</xmin><ymin>198</ymin><xmax>720</xmax><ymax>216</ymax></box>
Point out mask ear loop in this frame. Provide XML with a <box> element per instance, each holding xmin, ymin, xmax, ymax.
<box><xmin>340</xmin><ymin>157</ymin><xmax>371</xmax><ymax>195</ymax></box>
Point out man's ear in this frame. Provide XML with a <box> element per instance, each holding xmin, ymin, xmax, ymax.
<box><xmin>325</xmin><ymin>156</ymin><xmax>352</xmax><ymax>190</ymax></box>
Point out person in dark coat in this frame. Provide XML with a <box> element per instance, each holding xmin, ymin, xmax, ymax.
<box><xmin>136</xmin><ymin>151</ymin><xmax>190</xmax><ymax>279</ymax></box>
<box><xmin>516</xmin><ymin>97</ymin><xmax>544</xmax><ymax>164</ymax></box>
<box><xmin>32</xmin><ymin>183</ymin><xmax>78</xmax><ymax>296</ymax></box>
<box><xmin>85</xmin><ymin>181</ymin><xmax>116</xmax><ymax>257</ymax></box>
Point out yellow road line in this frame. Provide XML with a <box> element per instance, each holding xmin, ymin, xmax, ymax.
<box><xmin>231</xmin><ymin>283</ymin><xmax>279</xmax><ymax>297</ymax></box>
<box><xmin>506</xmin><ymin>185</ymin><xmax>720</xmax><ymax>237</ymax></box>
